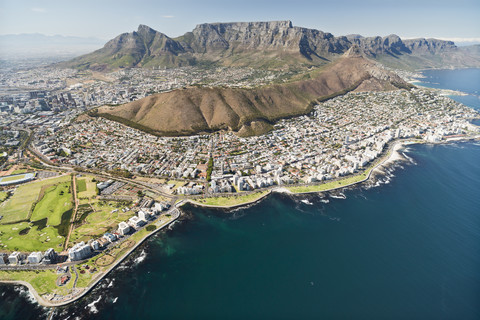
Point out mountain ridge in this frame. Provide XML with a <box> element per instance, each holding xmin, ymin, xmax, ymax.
<box><xmin>63</xmin><ymin>20</ymin><xmax>480</xmax><ymax>71</ymax></box>
<box><xmin>92</xmin><ymin>51</ymin><xmax>411</xmax><ymax>137</ymax></box>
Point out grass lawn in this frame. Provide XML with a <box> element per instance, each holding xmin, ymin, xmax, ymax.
<box><xmin>0</xmin><ymin>175</ymin><xmax>71</xmax><ymax>224</ymax></box>
<box><xmin>30</xmin><ymin>182</ymin><xmax>73</xmax><ymax>226</ymax></box>
<box><xmin>74</xmin><ymin>267</ymin><xmax>95</xmax><ymax>288</ymax></box>
<box><xmin>166</xmin><ymin>180</ymin><xmax>185</xmax><ymax>191</ymax></box>
<box><xmin>0</xmin><ymin>221</ymin><xmax>64</xmax><ymax>252</ymax></box>
<box><xmin>76</xmin><ymin>178</ymin><xmax>87</xmax><ymax>193</ymax></box>
<box><xmin>287</xmin><ymin>170</ymin><xmax>370</xmax><ymax>194</ymax></box>
<box><xmin>0</xmin><ymin>269</ymin><xmax>59</xmax><ymax>295</ymax></box>
<box><xmin>77</xmin><ymin>176</ymin><xmax>97</xmax><ymax>203</ymax></box>
<box><xmin>69</xmin><ymin>200</ymin><xmax>135</xmax><ymax>245</ymax></box>
<box><xmin>11</xmin><ymin>169</ymin><xmax>28</xmax><ymax>175</ymax></box>
<box><xmin>0</xmin><ymin>191</ymin><xmax>7</xmax><ymax>202</ymax></box>
<box><xmin>193</xmin><ymin>190</ymin><xmax>270</xmax><ymax>207</ymax></box>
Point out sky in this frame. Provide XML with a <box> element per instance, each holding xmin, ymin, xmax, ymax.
<box><xmin>1</xmin><ymin>0</ymin><xmax>479</xmax><ymax>43</ymax></box>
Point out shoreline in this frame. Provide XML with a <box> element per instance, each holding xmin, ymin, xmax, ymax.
<box><xmin>1</xmin><ymin>136</ymin><xmax>479</xmax><ymax>308</ymax></box>
<box><xmin>0</xmin><ymin>208</ymin><xmax>181</xmax><ymax>308</ymax></box>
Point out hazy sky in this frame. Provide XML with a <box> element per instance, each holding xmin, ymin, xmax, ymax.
<box><xmin>1</xmin><ymin>0</ymin><xmax>479</xmax><ymax>42</ymax></box>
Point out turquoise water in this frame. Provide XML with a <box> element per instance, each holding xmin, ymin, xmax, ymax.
<box><xmin>1</xmin><ymin>69</ymin><xmax>480</xmax><ymax>319</ymax></box>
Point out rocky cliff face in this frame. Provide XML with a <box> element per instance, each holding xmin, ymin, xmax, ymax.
<box><xmin>64</xmin><ymin>20</ymin><xmax>480</xmax><ymax>70</ymax></box>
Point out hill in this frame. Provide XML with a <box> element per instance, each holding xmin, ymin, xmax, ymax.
<box><xmin>62</xmin><ymin>21</ymin><xmax>480</xmax><ymax>71</ymax></box>
<box><xmin>92</xmin><ymin>49</ymin><xmax>410</xmax><ymax>136</ymax></box>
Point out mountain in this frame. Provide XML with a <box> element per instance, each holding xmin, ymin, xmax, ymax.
<box><xmin>91</xmin><ymin>48</ymin><xmax>410</xmax><ymax>137</ymax></box>
<box><xmin>63</xmin><ymin>21</ymin><xmax>480</xmax><ymax>71</ymax></box>
<box><xmin>0</xmin><ymin>34</ymin><xmax>104</xmax><ymax>59</ymax></box>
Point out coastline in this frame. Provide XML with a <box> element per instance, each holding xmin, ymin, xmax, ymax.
<box><xmin>1</xmin><ymin>135</ymin><xmax>479</xmax><ymax>308</ymax></box>
<box><xmin>0</xmin><ymin>207</ymin><xmax>181</xmax><ymax>308</ymax></box>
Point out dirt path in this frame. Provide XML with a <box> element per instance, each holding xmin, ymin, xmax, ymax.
<box><xmin>63</xmin><ymin>174</ymin><xmax>79</xmax><ymax>251</ymax></box>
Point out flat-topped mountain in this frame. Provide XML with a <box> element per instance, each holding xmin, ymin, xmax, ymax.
<box><xmin>64</xmin><ymin>20</ymin><xmax>480</xmax><ymax>71</ymax></box>
<box><xmin>92</xmin><ymin>50</ymin><xmax>410</xmax><ymax>136</ymax></box>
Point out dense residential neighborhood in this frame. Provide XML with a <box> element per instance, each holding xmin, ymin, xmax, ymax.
<box><xmin>23</xmin><ymin>89</ymin><xmax>479</xmax><ymax>196</ymax></box>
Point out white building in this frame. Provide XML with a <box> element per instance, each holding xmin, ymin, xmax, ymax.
<box><xmin>0</xmin><ymin>253</ymin><xmax>8</xmax><ymax>264</ymax></box>
<box><xmin>43</xmin><ymin>248</ymin><xmax>57</xmax><ymax>264</ymax></box>
<box><xmin>118</xmin><ymin>221</ymin><xmax>131</xmax><ymax>236</ymax></box>
<box><xmin>68</xmin><ymin>241</ymin><xmax>93</xmax><ymax>261</ymax></box>
<box><xmin>91</xmin><ymin>240</ymin><xmax>101</xmax><ymax>250</ymax></box>
<box><xmin>27</xmin><ymin>252</ymin><xmax>44</xmax><ymax>264</ymax></box>
<box><xmin>128</xmin><ymin>216</ymin><xmax>145</xmax><ymax>228</ymax></box>
<box><xmin>8</xmin><ymin>252</ymin><xmax>25</xmax><ymax>265</ymax></box>
<box><xmin>138</xmin><ymin>210</ymin><xmax>150</xmax><ymax>221</ymax></box>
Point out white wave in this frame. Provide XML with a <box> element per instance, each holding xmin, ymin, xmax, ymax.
<box><xmin>402</xmin><ymin>152</ymin><xmax>417</xmax><ymax>165</ymax></box>
<box><xmin>330</xmin><ymin>193</ymin><xmax>346</xmax><ymax>199</ymax></box>
<box><xmin>86</xmin><ymin>295</ymin><xmax>102</xmax><ymax>314</ymax></box>
<box><xmin>133</xmin><ymin>249</ymin><xmax>147</xmax><ymax>265</ymax></box>
<box><xmin>320</xmin><ymin>199</ymin><xmax>329</xmax><ymax>203</ymax></box>
<box><xmin>14</xmin><ymin>285</ymin><xmax>38</xmax><ymax>305</ymax></box>
<box><xmin>107</xmin><ymin>279</ymin><xmax>114</xmax><ymax>288</ymax></box>
<box><xmin>300</xmin><ymin>199</ymin><xmax>313</xmax><ymax>205</ymax></box>
<box><xmin>112</xmin><ymin>297</ymin><xmax>118</xmax><ymax>304</ymax></box>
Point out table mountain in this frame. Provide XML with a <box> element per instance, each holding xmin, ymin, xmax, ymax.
<box><xmin>63</xmin><ymin>21</ymin><xmax>480</xmax><ymax>71</ymax></box>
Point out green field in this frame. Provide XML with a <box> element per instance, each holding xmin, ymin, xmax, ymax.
<box><xmin>0</xmin><ymin>175</ymin><xmax>71</xmax><ymax>224</ymax></box>
<box><xmin>30</xmin><ymin>182</ymin><xmax>73</xmax><ymax>226</ymax></box>
<box><xmin>0</xmin><ymin>269</ymin><xmax>59</xmax><ymax>295</ymax></box>
<box><xmin>76</xmin><ymin>176</ymin><xmax>98</xmax><ymax>203</ymax></box>
<box><xmin>11</xmin><ymin>169</ymin><xmax>28</xmax><ymax>175</ymax></box>
<box><xmin>76</xmin><ymin>178</ymin><xmax>87</xmax><ymax>193</ymax></box>
<box><xmin>69</xmin><ymin>200</ymin><xmax>134</xmax><ymax>244</ymax></box>
<box><xmin>0</xmin><ymin>221</ymin><xmax>64</xmax><ymax>252</ymax></box>
<box><xmin>0</xmin><ymin>191</ymin><xmax>7</xmax><ymax>202</ymax></box>
<box><xmin>193</xmin><ymin>191</ymin><xmax>270</xmax><ymax>207</ymax></box>
<box><xmin>0</xmin><ymin>174</ymin><xmax>28</xmax><ymax>183</ymax></box>
<box><xmin>287</xmin><ymin>170</ymin><xmax>371</xmax><ymax>193</ymax></box>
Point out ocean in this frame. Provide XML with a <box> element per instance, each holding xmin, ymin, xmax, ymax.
<box><xmin>1</xmin><ymin>69</ymin><xmax>479</xmax><ymax>320</ymax></box>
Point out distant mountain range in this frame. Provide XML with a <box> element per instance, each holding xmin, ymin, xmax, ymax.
<box><xmin>63</xmin><ymin>21</ymin><xmax>480</xmax><ymax>71</ymax></box>
<box><xmin>0</xmin><ymin>34</ymin><xmax>104</xmax><ymax>59</ymax></box>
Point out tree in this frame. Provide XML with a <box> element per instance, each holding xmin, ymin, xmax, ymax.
<box><xmin>206</xmin><ymin>157</ymin><xmax>214</xmax><ymax>182</ymax></box>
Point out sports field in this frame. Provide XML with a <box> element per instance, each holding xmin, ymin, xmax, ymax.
<box><xmin>0</xmin><ymin>175</ymin><xmax>71</xmax><ymax>224</ymax></box>
<box><xmin>30</xmin><ymin>182</ymin><xmax>73</xmax><ymax>226</ymax></box>
<box><xmin>76</xmin><ymin>176</ymin><xmax>98</xmax><ymax>204</ymax></box>
<box><xmin>0</xmin><ymin>172</ymin><xmax>34</xmax><ymax>184</ymax></box>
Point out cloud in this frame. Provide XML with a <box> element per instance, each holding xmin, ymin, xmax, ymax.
<box><xmin>31</xmin><ymin>7</ymin><xmax>46</xmax><ymax>13</ymax></box>
<box><xmin>162</xmin><ymin>15</ymin><xmax>174</xmax><ymax>18</ymax></box>
<box><xmin>436</xmin><ymin>37</ymin><xmax>480</xmax><ymax>43</ymax></box>
<box><xmin>402</xmin><ymin>36</ymin><xmax>480</xmax><ymax>43</ymax></box>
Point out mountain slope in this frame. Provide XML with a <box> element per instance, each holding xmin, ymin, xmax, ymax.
<box><xmin>93</xmin><ymin>49</ymin><xmax>409</xmax><ymax>136</ymax></box>
<box><xmin>63</xmin><ymin>21</ymin><xmax>480</xmax><ymax>71</ymax></box>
